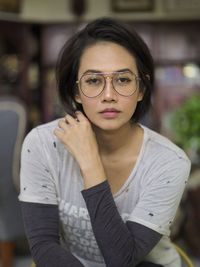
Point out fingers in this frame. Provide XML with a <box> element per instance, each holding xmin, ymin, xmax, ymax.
<box><xmin>54</xmin><ymin>118</ymin><xmax>68</xmax><ymax>138</ymax></box>
<box><xmin>54</xmin><ymin>127</ymin><xmax>64</xmax><ymax>139</ymax></box>
<box><xmin>65</xmin><ymin>113</ymin><xmax>77</xmax><ymax>124</ymax></box>
<box><xmin>57</xmin><ymin>114</ymin><xmax>78</xmax><ymax>130</ymax></box>
<box><xmin>75</xmin><ymin>111</ymin><xmax>88</xmax><ymax>123</ymax></box>
<box><xmin>64</xmin><ymin>112</ymin><xmax>85</xmax><ymax>124</ymax></box>
<box><xmin>55</xmin><ymin>113</ymin><xmax>79</xmax><ymax>134</ymax></box>
<box><xmin>54</xmin><ymin>111</ymin><xmax>88</xmax><ymax>138</ymax></box>
<box><xmin>57</xmin><ymin>118</ymin><xmax>67</xmax><ymax>130</ymax></box>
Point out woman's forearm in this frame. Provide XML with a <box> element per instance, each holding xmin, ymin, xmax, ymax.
<box><xmin>21</xmin><ymin>202</ymin><xmax>84</xmax><ymax>267</ymax></box>
<box><xmin>82</xmin><ymin>181</ymin><xmax>162</xmax><ymax>267</ymax></box>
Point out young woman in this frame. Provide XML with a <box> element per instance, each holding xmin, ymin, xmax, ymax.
<box><xmin>19</xmin><ymin>18</ymin><xmax>191</xmax><ymax>267</ymax></box>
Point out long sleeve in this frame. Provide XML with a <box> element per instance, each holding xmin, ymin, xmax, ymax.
<box><xmin>21</xmin><ymin>202</ymin><xmax>84</xmax><ymax>267</ymax></box>
<box><xmin>81</xmin><ymin>181</ymin><xmax>162</xmax><ymax>267</ymax></box>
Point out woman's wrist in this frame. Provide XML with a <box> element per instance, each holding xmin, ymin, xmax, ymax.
<box><xmin>79</xmin><ymin>155</ymin><xmax>106</xmax><ymax>189</ymax></box>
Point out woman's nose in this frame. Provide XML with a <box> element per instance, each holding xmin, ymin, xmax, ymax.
<box><xmin>101</xmin><ymin>77</ymin><xmax>117</xmax><ymax>101</ymax></box>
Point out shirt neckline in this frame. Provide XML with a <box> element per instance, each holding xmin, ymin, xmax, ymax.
<box><xmin>113</xmin><ymin>124</ymin><xmax>148</xmax><ymax>198</ymax></box>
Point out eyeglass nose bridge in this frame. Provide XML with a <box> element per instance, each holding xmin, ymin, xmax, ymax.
<box><xmin>103</xmin><ymin>73</ymin><xmax>114</xmax><ymax>80</ymax></box>
<box><xmin>102</xmin><ymin>74</ymin><xmax>117</xmax><ymax>93</ymax></box>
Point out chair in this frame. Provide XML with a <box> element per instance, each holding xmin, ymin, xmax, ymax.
<box><xmin>173</xmin><ymin>243</ymin><xmax>194</xmax><ymax>267</ymax></box>
<box><xmin>0</xmin><ymin>96</ymin><xmax>27</xmax><ymax>267</ymax></box>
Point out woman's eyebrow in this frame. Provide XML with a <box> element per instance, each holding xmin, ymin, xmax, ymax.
<box><xmin>82</xmin><ymin>68</ymin><xmax>133</xmax><ymax>75</ymax></box>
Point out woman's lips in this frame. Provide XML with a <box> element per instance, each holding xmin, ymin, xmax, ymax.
<box><xmin>99</xmin><ymin>109</ymin><xmax>120</xmax><ymax>119</ymax></box>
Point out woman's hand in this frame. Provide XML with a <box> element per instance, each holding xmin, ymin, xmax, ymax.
<box><xmin>54</xmin><ymin>112</ymin><xmax>106</xmax><ymax>188</ymax></box>
<box><xmin>54</xmin><ymin>112</ymin><xmax>97</xmax><ymax>165</ymax></box>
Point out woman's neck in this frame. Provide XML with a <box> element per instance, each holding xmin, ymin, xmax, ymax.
<box><xmin>93</xmin><ymin>122</ymin><xmax>142</xmax><ymax>157</ymax></box>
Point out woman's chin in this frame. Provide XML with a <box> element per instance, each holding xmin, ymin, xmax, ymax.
<box><xmin>91</xmin><ymin>120</ymin><xmax>127</xmax><ymax>133</ymax></box>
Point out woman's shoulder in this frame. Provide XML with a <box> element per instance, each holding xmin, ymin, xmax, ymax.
<box><xmin>35</xmin><ymin>119</ymin><xmax>59</xmax><ymax>133</ymax></box>
<box><xmin>138</xmin><ymin>125</ymin><xmax>191</xmax><ymax>185</ymax></box>
<box><xmin>24</xmin><ymin>119</ymin><xmax>60</xmax><ymax>148</ymax></box>
<box><xmin>141</xmin><ymin>125</ymin><xmax>190</xmax><ymax>164</ymax></box>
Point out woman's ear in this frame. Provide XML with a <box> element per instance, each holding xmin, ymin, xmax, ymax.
<box><xmin>137</xmin><ymin>75</ymin><xmax>148</xmax><ymax>102</ymax></box>
<box><xmin>75</xmin><ymin>94</ymin><xmax>82</xmax><ymax>104</ymax></box>
<box><xmin>74</xmin><ymin>82</ymin><xmax>82</xmax><ymax>103</ymax></box>
<box><xmin>137</xmin><ymin>90</ymin><xmax>144</xmax><ymax>102</ymax></box>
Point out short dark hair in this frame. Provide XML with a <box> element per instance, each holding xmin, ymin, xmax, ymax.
<box><xmin>56</xmin><ymin>17</ymin><xmax>154</xmax><ymax>122</ymax></box>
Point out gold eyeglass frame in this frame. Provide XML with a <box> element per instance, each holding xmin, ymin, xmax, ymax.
<box><xmin>76</xmin><ymin>71</ymin><xmax>141</xmax><ymax>98</ymax></box>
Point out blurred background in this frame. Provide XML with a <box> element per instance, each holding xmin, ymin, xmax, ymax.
<box><xmin>0</xmin><ymin>0</ymin><xmax>200</xmax><ymax>266</ymax></box>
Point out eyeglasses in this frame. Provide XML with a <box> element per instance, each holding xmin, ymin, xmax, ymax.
<box><xmin>76</xmin><ymin>71</ymin><xmax>141</xmax><ymax>98</ymax></box>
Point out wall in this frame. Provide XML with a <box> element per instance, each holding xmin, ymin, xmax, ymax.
<box><xmin>1</xmin><ymin>0</ymin><xmax>200</xmax><ymax>23</ymax></box>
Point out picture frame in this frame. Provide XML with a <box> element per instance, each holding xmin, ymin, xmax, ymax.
<box><xmin>111</xmin><ymin>0</ymin><xmax>154</xmax><ymax>12</ymax></box>
<box><xmin>164</xmin><ymin>0</ymin><xmax>200</xmax><ymax>12</ymax></box>
<box><xmin>0</xmin><ymin>0</ymin><xmax>22</xmax><ymax>13</ymax></box>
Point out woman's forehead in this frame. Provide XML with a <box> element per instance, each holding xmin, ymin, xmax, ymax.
<box><xmin>78</xmin><ymin>42</ymin><xmax>138</xmax><ymax>75</ymax></box>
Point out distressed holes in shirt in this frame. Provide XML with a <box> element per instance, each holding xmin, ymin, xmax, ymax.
<box><xmin>42</xmin><ymin>185</ymin><xmax>48</xmax><ymax>188</ymax></box>
<box><xmin>45</xmin><ymin>168</ymin><xmax>50</xmax><ymax>173</ymax></box>
<box><xmin>167</xmin><ymin>181</ymin><xmax>170</xmax><ymax>184</ymax></box>
<box><xmin>23</xmin><ymin>187</ymin><xmax>27</xmax><ymax>191</ymax></box>
<box><xmin>27</xmin><ymin>149</ymin><xmax>31</xmax><ymax>153</ymax></box>
<box><xmin>53</xmin><ymin>142</ymin><xmax>56</xmax><ymax>148</ymax></box>
<box><xmin>148</xmin><ymin>212</ymin><xmax>154</xmax><ymax>217</ymax></box>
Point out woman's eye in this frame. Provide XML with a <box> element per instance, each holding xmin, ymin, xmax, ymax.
<box><xmin>117</xmin><ymin>77</ymin><xmax>131</xmax><ymax>84</ymax></box>
<box><xmin>86</xmin><ymin>78</ymin><xmax>102</xmax><ymax>85</ymax></box>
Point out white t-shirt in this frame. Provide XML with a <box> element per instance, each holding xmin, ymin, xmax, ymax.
<box><xmin>19</xmin><ymin>119</ymin><xmax>191</xmax><ymax>267</ymax></box>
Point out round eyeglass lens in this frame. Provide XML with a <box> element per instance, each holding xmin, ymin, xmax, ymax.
<box><xmin>80</xmin><ymin>73</ymin><xmax>105</xmax><ymax>97</ymax></box>
<box><xmin>112</xmin><ymin>72</ymin><xmax>138</xmax><ymax>96</ymax></box>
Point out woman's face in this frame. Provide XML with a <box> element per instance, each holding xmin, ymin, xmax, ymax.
<box><xmin>75</xmin><ymin>42</ymin><xmax>143</xmax><ymax>131</ymax></box>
